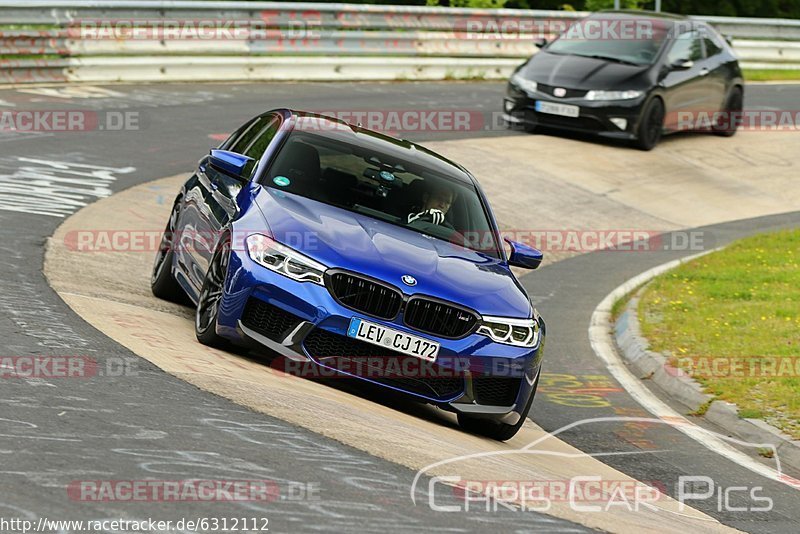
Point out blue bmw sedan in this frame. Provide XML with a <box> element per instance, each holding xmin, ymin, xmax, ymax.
<box><xmin>151</xmin><ymin>109</ymin><xmax>545</xmax><ymax>440</ymax></box>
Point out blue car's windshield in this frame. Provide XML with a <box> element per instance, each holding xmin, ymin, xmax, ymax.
<box><xmin>546</xmin><ymin>16</ymin><xmax>671</xmax><ymax>66</ymax></box>
<box><xmin>264</xmin><ymin>126</ymin><xmax>501</xmax><ymax>259</ymax></box>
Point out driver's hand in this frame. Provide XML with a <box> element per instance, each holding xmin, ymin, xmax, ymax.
<box><xmin>407</xmin><ymin>208</ymin><xmax>446</xmax><ymax>226</ymax></box>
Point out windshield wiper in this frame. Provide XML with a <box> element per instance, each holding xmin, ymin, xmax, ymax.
<box><xmin>581</xmin><ymin>54</ymin><xmax>640</xmax><ymax>66</ymax></box>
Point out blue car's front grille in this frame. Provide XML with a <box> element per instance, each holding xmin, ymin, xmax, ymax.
<box><xmin>327</xmin><ymin>271</ymin><xmax>403</xmax><ymax>320</ymax></box>
<box><xmin>472</xmin><ymin>376</ymin><xmax>521</xmax><ymax>406</ymax></box>
<box><xmin>302</xmin><ymin>328</ymin><xmax>464</xmax><ymax>400</ymax></box>
<box><xmin>403</xmin><ymin>297</ymin><xmax>479</xmax><ymax>339</ymax></box>
<box><xmin>241</xmin><ymin>297</ymin><xmax>303</xmax><ymax>342</ymax></box>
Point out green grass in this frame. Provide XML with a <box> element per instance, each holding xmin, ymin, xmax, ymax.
<box><xmin>638</xmin><ymin>229</ymin><xmax>800</xmax><ymax>439</ymax></box>
<box><xmin>611</xmin><ymin>282</ymin><xmax>645</xmax><ymax>322</ymax></box>
<box><xmin>744</xmin><ymin>69</ymin><xmax>800</xmax><ymax>82</ymax></box>
<box><xmin>0</xmin><ymin>54</ymin><xmax>64</xmax><ymax>60</ymax></box>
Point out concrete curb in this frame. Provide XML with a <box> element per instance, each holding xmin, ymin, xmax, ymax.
<box><xmin>615</xmin><ymin>284</ymin><xmax>800</xmax><ymax>472</ymax></box>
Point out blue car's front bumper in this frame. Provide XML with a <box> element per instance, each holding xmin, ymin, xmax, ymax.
<box><xmin>215</xmin><ymin>249</ymin><xmax>545</xmax><ymax>425</ymax></box>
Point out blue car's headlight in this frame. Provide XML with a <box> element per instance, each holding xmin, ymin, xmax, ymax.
<box><xmin>477</xmin><ymin>315</ymin><xmax>540</xmax><ymax>348</ymax></box>
<box><xmin>511</xmin><ymin>72</ymin><xmax>537</xmax><ymax>94</ymax></box>
<box><xmin>246</xmin><ymin>233</ymin><xmax>327</xmax><ymax>285</ymax></box>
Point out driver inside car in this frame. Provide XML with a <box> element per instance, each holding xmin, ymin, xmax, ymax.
<box><xmin>407</xmin><ymin>182</ymin><xmax>455</xmax><ymax>228</ymax></box>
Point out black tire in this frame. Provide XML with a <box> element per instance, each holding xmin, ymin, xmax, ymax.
<box><xmin>458</xmin><ymin>371</ymin><xmax>540</xmax><ymax>441</ymax></box>
<box><xmin>714</xmin><ymin>87</ymin><xmax>743</xmax><ymax>137</ymax></box>
<box><xmin>633</xmin><ymin>97</ymin><xmax>665</xmax><ymax>151</ymax></box>
<box><xmin>151</xmin><ymin>200</ymin><xmax>187</xmax><ymax>303</ymax></box>
<box><xmin>195</xmin><ymin>236</ymin><xmax>231</xmax><ymax>348</ymax></box>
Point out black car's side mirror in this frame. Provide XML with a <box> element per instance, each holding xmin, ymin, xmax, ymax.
<box><xmin>671</xmin><ymin>58</ymin><xmax>694</xmax><ymax>70</ymax></box>
<box><xmin>534</xmin><ymin>37</ymin><xmax>548</xmax><ymax>49</ymax></box>
<box><xmin>505</xmin><ymin>238</ymin><xmax>543</xmax><ymax>270</ymax></box>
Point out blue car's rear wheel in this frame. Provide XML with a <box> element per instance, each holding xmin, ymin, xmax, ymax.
<box><xmin>457</xmin><ymin>371</ymin><xmax>539</xmax><ymax>441</ymax></box>
<box><xmin>195</xmin><ymin>237</ymin><xmax>231</xmax><ymax>347</ymax></box>
<box><xmin>151</xmin><ymin>200</ymin><xmax>187</xmax><ymax>303</ymax></box>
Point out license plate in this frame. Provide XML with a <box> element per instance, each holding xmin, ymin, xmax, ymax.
<box><xmin>535</xmin><ymin>100</ymin><xmax>580</xmax><ymax>118</ymax></box>
<box><xmin>347</xmin><ymin>317</ymin><xmax>439</xmax><ymax>362</ymax></box>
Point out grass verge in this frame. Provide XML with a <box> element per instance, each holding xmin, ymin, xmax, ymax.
<box><xmin>638</xmin><ymin>228</ymin><xmax>800</xmax><ymax>439</ymax></box>
<box><xmin>744</xmin><ymin>69</ymin><xmax>800</xmax><ymax>82</ymax></box>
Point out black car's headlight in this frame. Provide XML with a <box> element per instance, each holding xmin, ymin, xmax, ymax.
<box><xmin>584</xmin><ymin>90</ymin><xmax>643</xmax><ymax>101</ymax></box>
<box><xmin>477</xmin><ymin>314</ymin><xmax>541</xmax><ymax>348</ymax></box>
<box><xmin>246</xmin><ymin>233</ymin><xmax>326</xmax><ymax>285</ymax></box>
<box><xmin>510</xmin><ymin>72</ymin><xmax>537</xmax><ymax>94</ymax></box>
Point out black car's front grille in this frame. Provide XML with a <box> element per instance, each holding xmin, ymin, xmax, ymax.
<box><xmin>527</xmin><ymin>109</ymin><xmax>605</xmax><ymax>132</ymax></box>
<box><xmin>303</xmin><ymin>328</ymin><xmax>464</xmax><ymax>399</ymax></box>
<box><xmin>473</xmin><ymin>376</ymin><xmax>521</xmax><ymax>406</ymax></box>
<box><xmin>241</xmin><ymin>297</ymin><xmax>303</xmax><ymax>341</ymax></box>
<box><xmin>537</xmin><ymin>83</ymin><xmax>587</xmax><ymax>99</ymax></box>
<box><xmin>327</xmin><ymin>272</ymin><xmax>403</xmax><ymax>320</ymax></box>
<box><xmin>403</xmin><ymin>297</ymin><xmax>478</xmax><ymax>338</ymax></box>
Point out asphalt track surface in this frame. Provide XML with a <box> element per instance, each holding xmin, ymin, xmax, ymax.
<box><xmin>1</xmin><ymin>81</ymin><xmax>799</xmax><ymax>533</ymax></box>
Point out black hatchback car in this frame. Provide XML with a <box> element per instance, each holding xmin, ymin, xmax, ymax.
<box><xmin>503</xmin><ymin>10</ymin><xmax>744</xmax><ymax>150</ymax></box>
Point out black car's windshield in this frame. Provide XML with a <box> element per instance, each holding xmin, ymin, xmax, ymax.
<box><xmin>264</xmin><ymin>126</ymin><xmax>501</xmax><ymax>259</ymax></box>
<box><xmin>547</xmin><ymin>17</ymin><xmax>671</xmax><ymax>66</ymax></box>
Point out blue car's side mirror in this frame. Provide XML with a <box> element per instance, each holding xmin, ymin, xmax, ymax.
<box><xmin>505</xmin><ymin>238</ymin><xmax>543</xmax><ymax>270</ymax></box>
<box><xmin>208</xmin><ymin>149</ymin><xmax>254</xmax><ymax>180</ymax></box>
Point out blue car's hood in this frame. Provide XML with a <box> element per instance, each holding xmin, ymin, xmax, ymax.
<box><xmin>253</xmin><ymin>188</ymin><xmax>532</xmax><ymax>318</ymax></box>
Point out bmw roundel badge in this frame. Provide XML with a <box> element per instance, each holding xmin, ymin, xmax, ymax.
<box><xmin>401</xmin><ymin>274</ymin><xmax>417</xmax><ymax>286</ymax></box>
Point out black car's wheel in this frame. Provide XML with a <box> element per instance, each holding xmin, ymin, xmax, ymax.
<box><xmin>634</xmin><ymin>97</ymin><xmax>665</xmax><ymax>151</ymax></box>
<box><xmin>458</xmin><ymin>371</ymin><xmax>540</xmax><ymax>441</ymax></box>
<box><xmin>195</xmin><ymin>236</ymin><xmax>231</xmax><ymax>347</ymax></box>
<box><xmin>151</xmin><ymin>199</ymin><xmax>187</xmax><ymax>303</ymax></box>
<box><xmin>714</xmin><ymin>87</ymin><xmax>743</xmax><ymax>137</ymax></box>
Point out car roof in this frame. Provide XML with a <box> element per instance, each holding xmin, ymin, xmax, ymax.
<box><xmin>280</xmin><ymin>109</ymin><xmax>476</xmax><ymax>185</ymax></box>
<box><xmin>595</xmin><ymin>9</ymin><xmax>688</xmax><ymax>22</ymax></box>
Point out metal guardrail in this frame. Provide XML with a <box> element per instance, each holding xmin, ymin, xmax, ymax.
<box><xmin>0</xmin><ymin>1</ymin><xmax>798</xmax><ymax>84</ymax></box>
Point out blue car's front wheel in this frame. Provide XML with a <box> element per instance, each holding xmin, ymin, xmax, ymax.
<box><xmin>195</xmin><ymin>237</ymin><xmax>231</xmax><ymax>348</ymax></box>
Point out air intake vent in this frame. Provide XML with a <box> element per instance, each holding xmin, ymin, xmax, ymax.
<box><xmin>473</xmin><ymin>376</ymin><xmax>521</xmax><ymax>406</ymax></box>
<box><xmin>303</xmin><ymin>328</ymin><xmax>464</xmax><ymax>400</ymax></box>
<box><xmin>241</xmin><ymin>297</ymin><xmax>303</xmax><ymax>341</ymax></box>
<box><xmin>403</xmin><ymin>297</ymin><xmax>478</xmax><ymax>338</ymax></box>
